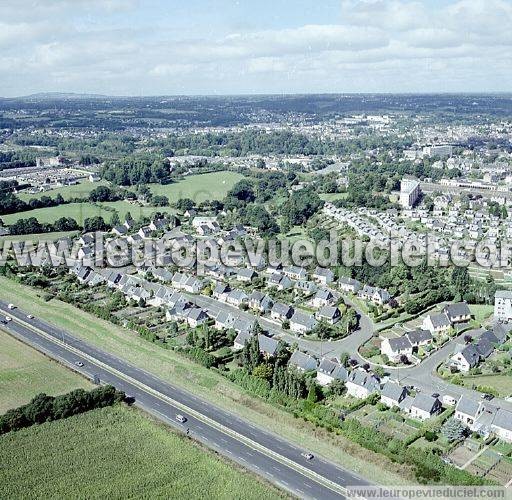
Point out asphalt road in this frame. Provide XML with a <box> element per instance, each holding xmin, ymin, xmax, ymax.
<box><xmin>0</xmin><ymin>300</ymin><xmax>372</xmax><ymax>500</ymax></box>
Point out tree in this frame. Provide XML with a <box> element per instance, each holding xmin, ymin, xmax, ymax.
<box><xmin>339</xmin><ymin>352</ymin><xmax>350</xmax><ymax>367</ymax></box>
<box><xmin>252</xmin><ymin>363</ymin><xmax>273</xmax><ymax>381</ymax></box>
<box><xmin>84</xmin><ymin>216</ymin><xmax>109</xmax><ymax>232</ymax></box>
<box><xmin>89</xmin><ymin>185</ymin><xmax>118</xmax><ymax>202</ymax></box>
<box><xmin>175</xmin><ymin>198</ymin><xmax>195</xmax><ymax>212</ymax></box>
<box><xmin>441</xmin><ymin>418</ymin><xmax>467</xmax><ymax>442</ymax></box>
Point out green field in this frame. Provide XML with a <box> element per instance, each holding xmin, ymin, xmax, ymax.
<box><xmin>319</xmin><ymin>192</ymin><xmax>348</xmax><ymax>202</ymax></box>
<box><xmin>18</xmin><ymin>180</ymin><xmax>109</xmax><ymax>202</ymax></box>
<box><xmin>149</xmin><ymin>171</ymin><xmax>245</xmax><ymax>204</ymax></box>
<box><xmin>0</xmin><ymin>405</ymin><xmax>282</xmax><ymax>499</ymax></box>
<box><xmin>469</xmin><ymin>304</ymin><xmax>494</xmax><ymax>325</ymax></box>
<box><xmin>2</xmin><ymin>201</ymin><xmax>174</xmax><ymax>226</ymax></box>
<box><xmin>462</xmin><ymin>374</ymin><xmax>512</xmax><ymax>397</ymax></box>
<box><xmin>0</xmin><ymin>331</ymin><xmax>91</xmax><ymax>413</ymax></box>
<box><xmin>0</xmin><ymin>276</ymin><xmax>412</xmax><ymax>486</ymax></box>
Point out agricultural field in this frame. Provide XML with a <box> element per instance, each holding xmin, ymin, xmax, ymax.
<box><xmin>0</xmin><ymin>405</ymin><xmax>283</xmax><ymax>499</ymax></box>
<box><xmin>148</xmin><ymin>171</ymin><xmax>245</xmax><ymax>204</ymax></box>
<box><xmin>2</xmin><ymin>201</ymin><xmax>174</xmax><ymax>226</ymax></box>
<box><xmin>0</xmin><ymin>331</ymin><xmax>91</xmax><ymax>413</ymax></box>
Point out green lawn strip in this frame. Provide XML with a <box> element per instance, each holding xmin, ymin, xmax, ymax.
<box><xmin>0</xmin><ymin>276</ymin><xmax>413</xmax><ymax>485</ymax></box>
<box><xmin>0</xmin><ymin>231</ymin><xmax>78</xmax><ymax>242</ymax></box>
<box><xmin>0</xmin><ymin>330</ymin><xmax>92</xmax><ymax>413</ymax></box>
<box><xmin>461</xmin><ymin>374</ymin><xmax>512</xmax><ymax>398</ymax></box>
<box><xmin>0</xmin><ymin>405</ymin><xmax>283</xmax><ymax>500</ymax></box>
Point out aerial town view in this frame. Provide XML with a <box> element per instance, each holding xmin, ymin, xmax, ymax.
<box><xmin>1</xmin><ymin>1</ymin><xmax>512</xmax><ymax>499</ymax></box>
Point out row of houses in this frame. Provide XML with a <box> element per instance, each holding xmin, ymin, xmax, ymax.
<box><xmin>455</xmin><ymin>396</ymin><xmax>512</xmax><ymax>442</ymax></box>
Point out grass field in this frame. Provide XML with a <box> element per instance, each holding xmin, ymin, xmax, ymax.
<box><xmin>0</xmin><ymin>276</ymin><xmax>413</xmax><ymax>485</ymax></box>
<box><xmin>2</xmin><ymin>201</ymin><xmax>174</xmax><ymax>226</ymax></box>
<box><xmin>462</xmin><ymin>374</ymin><xmax>512</xmax><ymax>397</ymax></box>
<box><xmin>0</xmin><ymin>330</ymin><xmax>91</xmax><ymax>413</ymax></box>
<box><xmin>149</xmin><ymin>171</ymin><xmax>245</xmax><ymax>204</ymax></box>
<box><xmin>18</xmin><ymin>180</ymin><xmax>110</xmax><ymax>202</ymax></box>
<box><xmin>319</xmin><ymin>192</ymin><xmax>348</xmax><ymax>202</ymax></box>
<box><xmin>469</xmin><ymin>304</ymin><xmax>494</xmax><ymax>325</ymax></box>
<box><xmin>0</xmin><ymin>405</ymin><xmax>282</xmax><ymax>499</ymax></box>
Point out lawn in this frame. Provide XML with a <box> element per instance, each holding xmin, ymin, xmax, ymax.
<box><xmin>149</xmin><ymin>171</ymin><xmax>245</xmax><ymax>204</ymax></box>
<box><xmin>0</xmin><ymin>406</ymin><xmax>282</xmax><ymax>499</ymax></box>
<box><xmin>0</xmin><ymin>230</ymin><xmax>79</xmax><ymax>242</ymax></box>
<box><xmin>0</xmin><ymin>330</ymin><xmax>91</xmax><ymax>413</ymax></box>
<box><xmin>2</xmin><ymin>201</ymin><xmax>174</xmax><ymax>226</ymax></box>
<box><xmin>469</xmin><ymin>304</ymin><xmax>494</xmax><ymax>325</ymax></box>
<box><xmin>319</xmin><ymin>192</ymin><xmax>348</xmax><ymax>202</ymax></box>
<box><xmin>18</xmin><ymin>180</ymin><xmax>110</xmax><ymax>202</ymax></box>
<box><xmin>462</xmin><ymin>374</ymin><xmax>512</xmax><ymax>397</ymax></box>
<box><xmin>0</xmin><ymin>276</ymin><xmax>413</xmax><ymax>486</ymax></box>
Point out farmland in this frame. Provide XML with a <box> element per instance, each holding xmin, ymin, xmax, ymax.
<box><xmin>0</xmin><ymin>405</ymin><xmax>283</xmax><ymax>499</ymax></box>
<box><xmin>0</xmin><ymin>330</ymin><xmax>91</xmax><ymax>413</ymax></box>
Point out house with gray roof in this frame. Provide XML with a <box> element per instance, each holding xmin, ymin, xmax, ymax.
<box><xmin>225</xmin><ymin>289</ymin><xmax>249</xmax><ymax>307</ymax></box>
<box><xmin>233</xmin><ymin>330</ymin><xmax>253</xmax><ymax>350</ymax></box>
<box><xmin>381</xmin><ymin>336</ymin><xmax>413</xmax><ymax>362</ymax></box>
<box><xmin>380</xmin><ymin>382</ymin><xmax>408</xmax><ymax>408</ymax></box>
<box><xmin>236</xmin><ymin>268</ymin><xmax>258</xmax><ymax>282</ymax></box>
<box><xmin>316</xmin><ymin>305</ymin><xmax>341</xmax><ymax>324</ymax></box>
<box><xmin>408</xmin><ymin>394</ymin><xmax>442</xmax><ymax>421</ymax></box>
<box><xmin>270</xmin><ymin>303</ymin><xmax>294</xmax><ymax>322</ymax></box>
<box><xmin>248</xmin><ymin>291</ymin><xmax>273</xmax><ymax>313</ymax></box>
<box><xmin>213</xmin><ymin>311</ymin><xmax>236</xmax><ymax>330</ymax></box>
<box><xmin>492</xmin><ymin>409</ymin><xmax>512</xmax><ymax>442</ymax></box>
<box><xmin>288</xmin><ymin>351</ymin><xmax>318</xmax><ymax>372</ymax></box>
<box><xmin>312</xmin><ymin>288</ymin><xmax>335</xmax><ymax>308</ymax></box>
<box><xmin>407</xmin><ymin>329</ymin><xmax>433</xmax><ymax>347</ymax></box>
<box><xmin>316</xmin><ymin>358</ymin><xmax>348</xmax><ymax>386</ymax></box>
<box><xmin>346</xmin><ymin>370</ymin><xmax>381</xmax><ymax>399</ymax></box>
<box><xmin>450</xmin><ymin>344</ymin><xmax>481</xmax><ymax>372</ymax></box>
<box><xmin>455</xmin><ymin>396</ymin><xmax>482</xmax><ymax>426</ymax></box>
<box><xmin>443</xmin><ymin>302</ymin><xmax>472</xmax><ymax>324</ymax></box>
<box><xmin>312</xmin><ymin>267</ymin><xmax>335</xmax><ymax>285</ymax></box>
<box><xmin>338</xmin><ymin>277</ymin><xmax>361</xmax><ymax>293</ymax></box>
<box><xmin>258</xmin><ymin>334</ymin><xmax>279</xmax><ymax>358</ymax></box>
<box><xmin>289</xmin><ymin>311</ymin><xmax>317</xmax><ymax>335</ymax></box>
<box><xmin>422</xmin><ymin>312</ymin><xmax>451</xmax><ymax>334</ymax></box>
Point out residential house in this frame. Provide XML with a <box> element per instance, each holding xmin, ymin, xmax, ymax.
<box><xmin>294</xmin><ymin>279</ymin><xmax>317</xmax><ymax>295</ymax></box>
<box><xmin>267</xmin><ymin>273</ymin><xmax>292</xmax><ymax>290</ymax></box>
<box><xmin>316</xmin><ymin>305</ymin><xmax>341</xmax><ymax>324</ymax></box>
<box><xmin>214</xmin><ymin>311</ymin><xmax>236</xmax><ymax>330</ymax></box>
<box><xmin>409</xmin><ymin>395</ymin><xmax>442</xmax><ymax>421</ymax></box>
<box><xmin>248</xmin><ymin>291</ymin><xmax>273</xmax><ymax>313</ymax></box>
<box><xmin>358</xmin><ymin>285</ymin><xmax>390</xmax><ymax>305</ymax></box>
<box><xmin>381</xmin><ymin>336</ymin><xmax>413</xmax><ymax>362</ymax></box>
<box><xmin>258</xmin><ymin>334</ymin><xmax>279</xmax><ymax>358</ymax></box>
<box><xmin>380</xmin><ymin>382</ymin><xmax>408</xmax><ymax>408</ymax></box>
<box><xmin>312</xmin><ymin>288</ymin><xmax>335</xmax><ymax>308</ymax></box>
<box><xmin>283</xmin><ymin>266</ymin><xmax>307</xmax><ymax>280</ymax></box>
<box><xmin>236</xmin><ymin>268</ymin><xmax>258</xmax><ymax>282</ymax></box>
<box><xmin>270</xmin><ymin>303</ymin><xmax>294</xmax><ymax>322</ymax></box>
<box><xmin>316</xmin><ymin>358</ymin><xmax>348</xmax><ymax>386</ymax></box>
<box><xmin>312</xmin><ymin>267</ymin><xmax>335</xmax><ymax>285</ymax></box>
<box><xmin>233</xmin><ymin>330</ymin><xmax>253</xmax><ymax>350</ymax></box>
<box><xmin>422</xmin><ymin>313</ymin><xmax>451</xmax><ymax>335</ymax></box>
<box><xmin>212</xmin><ymin>283</ymin><xmax>230</xmax><ymax>300</ymax></box>
<box><xmin>443</xmin><ymin>302</ymin><xmax>472</xmax><ymax>324</ymax></box>
<box><xmin>346</xmin><ymin>370</ymin><xmax>381</xmax><ymax>399</ymax></box>
<box><xmin>407</xmin><ymin>329</ymin><xmax>434</xmax><ymax>350</ymax></box>
<box><xmin>338</xmin><ymin>277</ymin><xmax>361</xmax><ymax>294</ymax></box>
<box><xmin>232</xmin><ymin>317</ymin><xmax>257</xmax><ymax>334</ymax></box>
<box><xmin>289</xmin><ymin>311</ymin><xmax>317</xmax><ymax>334</ymax></box>
<box><xmin>288</xmin><ymin>351</ymin><xmax>318</xmax><ymax>372</ymax></box>
<box><xmin>226</xmin><ymin>289</ymin><xmax>248</xmax><ymax>307</ymax></box>
<box><xmin>183</xmin><ymin>307</ymin><xmax>209</xmax><ymax>328</ymax></box>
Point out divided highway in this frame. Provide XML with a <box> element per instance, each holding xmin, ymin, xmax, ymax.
<box><xmin>0</xmin><ymin>300</ymin><xmax>371</xmax><ymax>499</ymax></box>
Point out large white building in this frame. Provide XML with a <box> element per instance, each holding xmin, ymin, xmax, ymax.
<box><xmin>422</xmin><ymin>145</ymin><xmax>453</xmax><ymax>158</ymax></box>
<box><xmin>494</xmin><ymin>290</ymin><xmax>512</xmax><ymax>321</ymax></box>
<box><xmin>399</xmin><ymin>178</ymin><xmax>421</xmax><ymax>208</ymax></box>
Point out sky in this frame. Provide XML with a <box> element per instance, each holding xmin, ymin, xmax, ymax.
<box><xmin>1</xmin><ymin>0</ymin><xmax>511</xmax><ymax>96</ymax></box>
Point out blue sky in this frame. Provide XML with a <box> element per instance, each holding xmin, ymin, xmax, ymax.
<box><xmin>1</xmin><ymin>0</ymin><xmax>511</xmax><ymax>96</ymax></box>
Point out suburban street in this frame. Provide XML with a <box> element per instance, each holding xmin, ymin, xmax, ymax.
<box><xmin>0</xmin><ymin>300</ymin><xmax>372</xmax><ymax>500</ymax></box>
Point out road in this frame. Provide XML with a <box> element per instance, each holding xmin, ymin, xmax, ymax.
<box><xmin>0</xmin><ymin>300</ymin><xmax>371</xmax><ymax>500</ymax></box>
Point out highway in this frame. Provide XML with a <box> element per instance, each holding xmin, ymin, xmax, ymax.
<box><xmin>0</xmin><ymin>300</ymin><xmax>371</xmax><ymax>500</ymax></box>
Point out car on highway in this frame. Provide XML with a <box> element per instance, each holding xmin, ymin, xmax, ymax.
<box><xmin>4</xmin><ymin>316</ymin><xmax>12</xmax><ymax>322</ymax></box>
<box><xmin>7</xmin><ymin>303</ymin><xmax>16</xmax><ymax>310</ymax></box>
<box><xmin>27</xmin><ymin>314</ymin><xmax>34</xmax><ymax>319</ymax></box>
<box><xmin>175</xmin><ymin>414</ymin><xmax>187</xmax><ymax>423</ymax></box>
<box><xmin>74</xmin><ymin>361</ymin><xmax>84</xmax><ymax>367</ymax></box>
<box><xmin>301</xmin><ymin>452</ymin><xmax>314</xmax><ymax>460</ymax></box>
